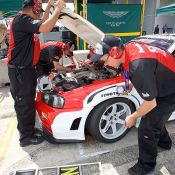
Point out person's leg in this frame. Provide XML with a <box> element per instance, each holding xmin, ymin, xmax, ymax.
<box><xmin>138</xmin><ymin>111</ymin><xmax>172</xmax><ymax>169</ymax></box>
<box><xmin>128</xmin><ymin>94</ymin><xmax>175</xmax><ymax>175</ymax></box>
<box><xmin>158</xmin><ymin>126</ymin><xmax>172</xmax><ymax>149</ymax></box>
<box><xmin>157</xmin><ymin>93</ymin><xmax>175</xmax><ymax>149</ymax></box>
<box><xmin>8</xmin><ymin>68</ymin><xmax>43</xmax><ymax>146</ymax></box>
<box><xmin>137</xmin><ymin>114</ymin><xmax>161</xmax><ymax>171</ymax></box>
<box><xmin>8</xmin><ymin>68</ymin><xmax>36</xmax><ymax>139</ymax></box>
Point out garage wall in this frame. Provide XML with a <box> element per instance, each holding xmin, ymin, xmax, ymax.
<box><xmin>155</xmin><ymin>0</ymin><xmax>175</xmax><ymax>34</ymax></box>
<box><xmin>142</xmin><ymin>0</ymin><xmax>157</xmax><ymax>35</ymax></box>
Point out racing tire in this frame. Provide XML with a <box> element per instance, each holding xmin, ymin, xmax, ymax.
<box><xmin>86</xmin><ymin>98</ymin><xmax>135</xmax><ymax>143</ymax></box>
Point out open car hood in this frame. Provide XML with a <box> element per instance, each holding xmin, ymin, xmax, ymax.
<box><xmin>58</xmin><ymin>8</ymin><xmax>105</xmax><ymax>48</ymax></box>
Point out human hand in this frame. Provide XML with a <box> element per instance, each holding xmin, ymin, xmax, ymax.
<box><xmin>48</xmin><ymin>0</ymin><xmax>55</xmax><ymax>7</ymax></box>
<box><xmin>84</xmin><ymin>59</ymin><xmax>93</xmax><ymax>67</ymax></box>
<box><xmin>55</xmin><ymin>0</ymin><xmax>66</xmax><ymax>11</ymax></box>
<box><xmin>77</xmin><ymin>61</ymin><xmax>84</xmax><ymax>70</ymax></box>
<box><xmin>75</xmin><ymin>64</ymin><xmax>80</xmax><ymax>70</ymax></box>
<box><xmin>125</xmin><ymin>114</ymin><xmax>137</xmax><ymax>128</ymax></box>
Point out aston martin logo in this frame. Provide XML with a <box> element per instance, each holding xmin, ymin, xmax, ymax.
<box><xmin>103</xmin><ymin>11</ymin><xmax>128</xmax><ymax>18</ymax></box>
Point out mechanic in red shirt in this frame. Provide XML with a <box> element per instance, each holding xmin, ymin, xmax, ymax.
<box><xmin>90</xmin><ymin>35</ymin><xmax>175</xmax><ymax>175</ymax></box>
<box><xmin>7</xmin><ymin>0</ymin><xmax>65</xmax><ymax>147</ymax></box>
<box><xmin>36</xmin><ymin>41</ymin><xmax>79</xmax><ymax>76</ymax></box>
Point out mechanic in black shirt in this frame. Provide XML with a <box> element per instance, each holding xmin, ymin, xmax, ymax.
<box><xmin>36</xmin><ymin>41</ymin><xmax>79</xmax><ymax>76</ymax></box>
<box><xmin>90</xmin><ymin>35</ymin><xmax>175</xmax><ymax>175</ymax></box>
<box><xmin>7</xmin><ymin>0</ymin><xmax>65</xmax><ymax>147</ymax></box>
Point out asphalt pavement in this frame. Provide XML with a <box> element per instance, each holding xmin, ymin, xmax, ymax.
<box><xmin>0</xmin><ymin>86</ymin><xmax>175</xmax><ymax>175</ymax></box>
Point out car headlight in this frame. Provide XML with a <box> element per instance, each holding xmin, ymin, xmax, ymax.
<box><xmin>42</xmin><ymin>92</ymin><xmax>65</xmax><ymax>108</ymax></box>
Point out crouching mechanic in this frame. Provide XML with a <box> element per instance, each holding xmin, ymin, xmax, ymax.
<box><xmin>90</xmin><ymin>35</ymin><xmax>175</xmax><ymax>175</ymax></box>
<box><xmin>36</xmin><ymin>41</ymin><xmax>79</xmax><ymax>76</ymax></box>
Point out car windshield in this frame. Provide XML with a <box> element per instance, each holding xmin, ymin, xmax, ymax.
<box><xmin>133</xmin><ymin>37</ymin><xmax>174</xmax><ymax>51</ymax></box>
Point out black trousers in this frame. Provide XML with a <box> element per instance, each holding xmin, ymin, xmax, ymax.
<box><xmin>138</xmin><ymin>92</ymin><xmax>175</xmax><ymax>170</ymax></box>
<box><xmin>8</xmin><ymin>67</ymin><xmax>37</xmax><ymax>142</ymax></box>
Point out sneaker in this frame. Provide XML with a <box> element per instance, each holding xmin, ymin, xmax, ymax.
<box><xmin>128</xmin><ymin>162</ymin><xmax>154</xmax><ymax>175</ymax></box>
<box><xmin>158</xmin><ymin>142</ymin><xmax>172</xmax><ymax>150</ymax></box>
<box><xmin>158</xmin><ymin>140</ymin><xmax>172</xmax><ymax>150</ymax></box>
<box><xmin>20</xmin><ymin>135</ymin><xmax>44</xmax><ymax>147</ymax></box>
<box><xmin>33</xmin><ymin>128</ymin><xmax>43</xmax><ymax>137</ymax></box>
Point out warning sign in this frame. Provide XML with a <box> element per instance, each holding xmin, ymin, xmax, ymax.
<box><xmin>59</xmin><ymin>166</ymin><xmax>80</xmax><ymax>175</ymax></box>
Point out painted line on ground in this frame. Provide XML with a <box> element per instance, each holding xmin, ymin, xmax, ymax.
<box><xmin>0</xmin><ymin>116</ymin><xmax>16</xmax><ymax>165</ymax></box>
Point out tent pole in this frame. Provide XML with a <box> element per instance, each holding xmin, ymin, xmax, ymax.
<box><xmin>83</xmin><ymin>0</ymin><xmax>87</xmax><ymax>50</ymax></box>
<box><xmin>74</xmin><ymin>0</ymin><xmax>80</xmax><ymax>50</ymax></box>
<box><xmin>141</xmin><ymin>0</ymin><xmax>146</xmax><ymax>35</ymax></box>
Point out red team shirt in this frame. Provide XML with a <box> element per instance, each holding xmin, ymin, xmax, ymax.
<box><xmin>123</xmin><ymin>42</ymin><xmax>175</xmax><ymax>100</ymax></box>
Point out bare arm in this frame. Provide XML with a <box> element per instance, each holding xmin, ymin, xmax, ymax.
<box><xmin>125</xmin><ymin>98</ymin><xmax>157</xmax><ymax>128</ymax></box>
<box><xmin>39</xmin><ymin>0</ymin><xmax>65</xmax><ymax>33</ymax></box>
<box><xmin>70</xmin><ymin>56</ymin><xmax>79</xmax><ymax>69</ymax></box>
<box><xmin>53</xmin><ymin>61</ymin><xmax>72</xmax><ymax>72</ymax></box>
<box><xmin>41</xmin><ymin>0</ymin><xmax>53</xmax><ymax>22</ymax></box>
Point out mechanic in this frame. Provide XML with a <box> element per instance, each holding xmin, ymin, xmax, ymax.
<box><xmin>7</xmin><ymin>0</ymin><xmax>65</xmax><ymax>147</ymax></box>
<box><xmin>90</xmin><ymin>35</ymin><xmax>175</xmax><ymax>175</ymax></box>
<box><xmin>36</xmin><ymin>41</ymin><xmax>79</xmax><ymax>76</ymax></box>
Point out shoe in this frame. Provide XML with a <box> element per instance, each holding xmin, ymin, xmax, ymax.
<box><xmin>128</xmin><ymin>162</ymin><xmax>154</xmax><ymax>175</ymax></box>
<box><xmin>33</xmin><ymin>128</ymin><xmax>43</xmax><ymax>136</ymax></box>
<box><xmin>158</xmin><ymin>142</ymin><xmax>172</xmax><ymax>150</ymax></box>
<box><xmin>20</xmin><ymin>135</ymin><xmax>44</xmax><ymax>147</ymax></box>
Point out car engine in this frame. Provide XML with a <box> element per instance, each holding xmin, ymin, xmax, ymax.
<box><xmin>37</xmin><ymin>62</ymin><xmax>119</xmax><ymax>92</ymax></box>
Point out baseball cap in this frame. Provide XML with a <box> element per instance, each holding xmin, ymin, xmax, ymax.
<box><xmin>22</xmin><ymin>0</ymin><xmax>44</xmax><ymax>13</ymax></box>
<box><xmin>90</xmin><ymin>35</ymin><xmax>122</xmax><ymax>62</ymax></box>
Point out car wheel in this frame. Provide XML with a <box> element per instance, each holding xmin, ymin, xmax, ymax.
<box><xmin>87</xmin><ymin>98</ymin><xmax>135</xmax><ymax>143</ymax></box>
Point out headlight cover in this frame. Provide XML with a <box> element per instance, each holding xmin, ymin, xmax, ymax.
<box><xmin>42</xmin><ymin>92</ymin><xmax>65</xmax><ymax>108</ymax></box>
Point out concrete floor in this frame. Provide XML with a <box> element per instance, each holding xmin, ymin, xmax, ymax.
<box><xmin>0</xmin><ymin>86</ymin><xmax>175</xmax><ymax>175</ymax></box>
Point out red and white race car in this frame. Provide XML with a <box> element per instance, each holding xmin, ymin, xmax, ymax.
<box><xmin>36</xmin><ymin>9</ymin><xmax>175</xmax><ymax>143</ymax></box>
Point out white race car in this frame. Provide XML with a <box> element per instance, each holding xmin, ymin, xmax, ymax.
<box><xmin>36</xmin><ymin>9</ymin><xmax>175</xmax><ymax>143</ymax></box>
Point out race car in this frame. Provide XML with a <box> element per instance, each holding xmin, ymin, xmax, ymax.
<box><xmin>36</xmin><ymin>9</ymin><xmax>175</xmax><ymax>143</ymax></box>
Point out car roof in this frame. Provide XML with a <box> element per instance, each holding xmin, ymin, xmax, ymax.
<box><xmin>132</xmin><ymin>34</ymin><xmax>175</xmax><ymax>53</ymax></box>
<box><xmin>138</xmin><ymin>34</ymin><xmax>175</xmax><ymax>40</ymax></box>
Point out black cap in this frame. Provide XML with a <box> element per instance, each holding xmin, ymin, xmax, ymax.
<box><xmin>22</xmin><ymin>0</ymin><xmax>44</xmax><ymax>12</ymax></box>
<box><xmin>23</xmin><ymin>0</ymin><xmax>34</xmax><ymax>8</ymax></box>
<box><xmin>90</xmin><ymin>35</ymin><xmax>122</xmax><ymax>62</ymax></box>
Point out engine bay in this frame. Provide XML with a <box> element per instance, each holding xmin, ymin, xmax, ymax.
<box><xmin>37</xmin><ymin>62</ymin><xmax>120</xmax><ymax>92</ymax></box>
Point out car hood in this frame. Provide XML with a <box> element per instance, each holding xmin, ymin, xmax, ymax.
<box><xmin>58</xmin><ymin>8</ymin><xmax>105</xmax><ymax>49</ymax></box>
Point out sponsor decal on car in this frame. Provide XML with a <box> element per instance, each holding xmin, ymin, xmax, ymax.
<box><xmin>101</xmin><ymin>92</ymin><xmax>118</xmax><ymax>97</ymax></box>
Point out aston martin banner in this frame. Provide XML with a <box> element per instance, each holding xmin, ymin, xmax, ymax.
<box><xmin>0</xmin><ymin>0</ymin><xmax>23</xmax><ymax>12</ymax></box>
<box><xmin>87</xmin><ymin>4</ymin><xmax>142</xmax><ymax>33</ymax></box>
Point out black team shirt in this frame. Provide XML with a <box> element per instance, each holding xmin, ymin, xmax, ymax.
<box><xmin>7</xmin><ymin>12</ymin><xmax>42</xmax><ymax>67</ymax></box>
<box><xmin>123</xmin><ymin>42</ymin><xmax>175</xmax><ymax>101</ymax></box>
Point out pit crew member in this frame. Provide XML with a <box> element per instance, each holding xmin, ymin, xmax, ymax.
<box><xmin>7</xmin><ymin>0</ymin><xmax>65</xmax><ymax>147</ymax></box>
<box><xmin>36</xmin><ymin>41</ymin><xmax>79</xmax><ymax>76</ymax></box>
<box><xmin>90</xmin><ymin>35</ymin><xmax>175</xmax><ymax>175</ymax></box>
